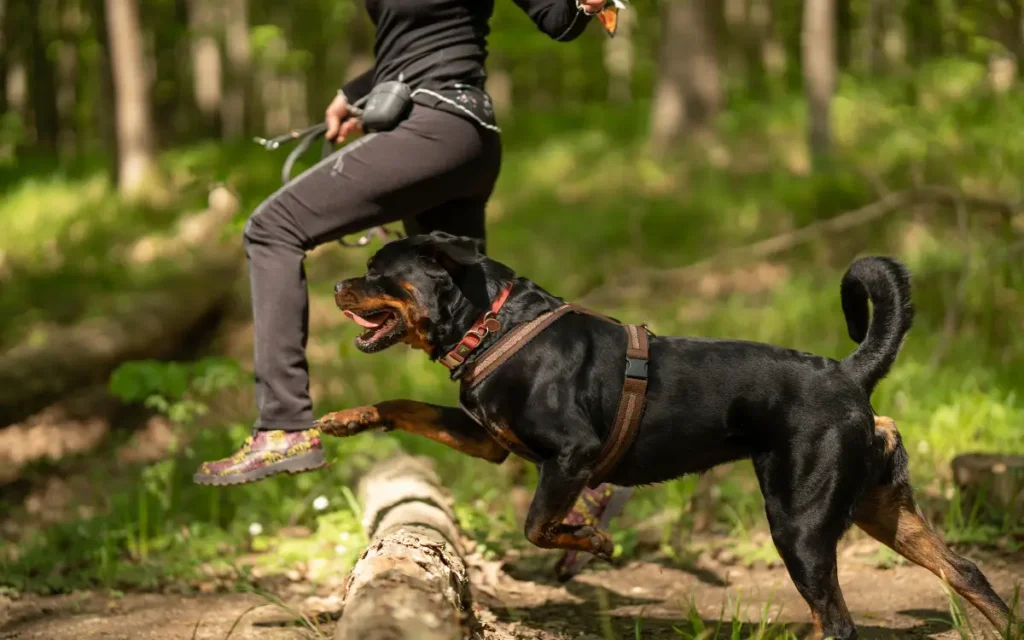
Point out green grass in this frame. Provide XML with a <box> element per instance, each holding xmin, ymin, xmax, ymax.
<box><xmin>1</xmin><ymin>59</ymin><xmax>1023</xmax><ymax>598</ymax></box>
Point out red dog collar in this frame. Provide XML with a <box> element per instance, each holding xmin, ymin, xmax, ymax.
<box><xmin>439</xmin><ymin>284</ymin><xmax>513</xmax><ymax>370</ymax></box>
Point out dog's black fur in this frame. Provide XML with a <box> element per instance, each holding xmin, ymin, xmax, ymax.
<box><xmin>321</xmin><ymin>232</ymin><xmax>1013</xmax><ymax>639</ymax></box>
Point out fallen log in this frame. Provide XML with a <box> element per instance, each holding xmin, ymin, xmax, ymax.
<box><xmin>0</xmin><ymin>189</ymin><xmax>244</xmax><ymax>426</ymax></box>
<box><xmin>583</xmin><ymin>185</ymin><xmax>1020</xmax><ymax>306</ymax></box>
<box><xmin>335</xmin><ymin>454</ymin><xmax>473</xmax><ymax>640</ymax></box>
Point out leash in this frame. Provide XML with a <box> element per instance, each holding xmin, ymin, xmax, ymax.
<box><xmin>252</xmin><ymin>96</ymin><xmax>403</xmax><ymax>248</ymax></box>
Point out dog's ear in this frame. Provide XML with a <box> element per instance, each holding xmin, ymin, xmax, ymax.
<box><xmin>416</xmin><ymin>232</ymin><xmax>493</xmax><ymax>309</ymax></box>
<box><xmin>420</xmin><ymin>232</ymin><xmax>485</xmax><ymax>272</ymax></box>
<box><xmin>416</xmin><ymin>232</ymin><xmax>486</xmax><ymax>275</ymax></box>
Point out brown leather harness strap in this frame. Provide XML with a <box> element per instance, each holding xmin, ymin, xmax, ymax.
<box><xmin>587</xmin><ymin>322</ymin><xmax>648</xmax><ymax>488</ymax></box>
<box><xmin>460</xmin><ymin>303</ymin><xmax>650</xmax><ymax>487</ymax></box>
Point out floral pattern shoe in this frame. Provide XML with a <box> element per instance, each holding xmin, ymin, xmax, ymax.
<box><xmin>193</xmin><ymin>428</ymin><xmax>326</xmax><ymax>486</ymax></box>
<box><xmin>554</xmin><ymin>483</ymin><xmax>634</xmax><ymax>581</ymax></box>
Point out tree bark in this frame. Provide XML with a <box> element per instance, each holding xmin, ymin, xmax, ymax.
<box><xmin>105</xmin><ymin>0</ymin><xmax>159</xmax><ymax>200</ymax></box>
<box><xmin>802</xmin><ymin>0</ymin><xmax>836</xmax><ymax>167</ymax></box>
<box><xmin>221</xmin><ymin>0</ymin><xmax>250</xmax><ymax>139</ymax></box>
<box><xmin>336</xmin><ymin>455</ymin><xmax>473</xmax><ymax>640</ymax></box>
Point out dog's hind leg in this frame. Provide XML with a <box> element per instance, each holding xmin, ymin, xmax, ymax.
<box><xmin>854</xmin><ymin>482</ymin><xmax>1013</xmax><ymax>634</ymax></box>
<box><xmin>753</xmin><ymin>430</ymin><xmax>864</xmax><ymax>640</ymax></box>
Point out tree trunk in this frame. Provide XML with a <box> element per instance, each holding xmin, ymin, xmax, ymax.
<box><xmin>0</xmin><ymin>0</ymin><xmax>9</xmax><ymax>117</ymax></box>
<box><xmin>836</xmin><ymin>0</ymin><xmax>852</xmax><ymax>69</ymax></box>
<box><xmin>336</xmin><ymin>455</ymin><xmax>472</xmax><ymax>640</ymax></box>
<box><xmin>649</xmin><ymin>0</ymin><xmax>722</xmax><ymax>156</ymax></box>
<box><xmin>186</xmin><ymin>0</ymin><xmax>223</xmax><ymax>135</ymax></box>
<box><xmin>221</xmin><ymin>0</ymin><xmax>250</xmax><ymax>139</ymax></box>
<box><xmin>904</xmin><ymin>0</ymin><xmax>944</xmax><ymax>64</ymax></box>
<box><xmin>603</xmin><ymin>5</ymin><xmax>635</xmax><ymax>104</ymax></box>
<box><xmin>57</xmin><ymin>0</ymin><xmax>82</xmax><ymax>156</ymax></box>
<box><xmin>105</xmin><ymin>0</ymin><xmax>159</xmax><ymax>200</ymax></box>
<box><xmin>89</xmin><ymin>0</ymin><xmax>119</xmax><ymax>182</ymax></box>
<box><xmin>866</xmin><ymin>0</ymin><xmax>886</xmax><ymax>74</ymax></box>
<box><xmin>27</xmin><ymin>0</ymin><xmax>60</xmax><ymax>152</ymax></box>
<box><xmin>649</xmin><ymin>0</ymin><xmax>687</xmax><ymax>156</ymax></box>
<box><xmin>802</xmin><ymin>0</ymin><xmax>836</xmax><ymax>167</ymax></box>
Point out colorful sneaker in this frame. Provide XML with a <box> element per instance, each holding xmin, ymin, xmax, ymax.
<box><xmin>193</xmin><ymin>428</ymin><xmax>326</xmax><ymax>486</ymax></box>
<box><xmin>555</xmin><ymin>483</ymin><xmax>634</xmax><ymax>581</ymax></box>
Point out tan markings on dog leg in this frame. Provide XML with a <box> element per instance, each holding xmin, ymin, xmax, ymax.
<box><xmin>376</xmin><ymin>400</ymin><xmax>510</xmax><ymax>463</ymax></box>
<box><xmin>855</xmin><ymin>484</ymin><xmax>1012</xmax><ymax>631</ymax></box>
<box><xmin>873</xmin><ymin>415</ymin><xmax>899</xmax><ymax>454</ymax></box>
<box><xmin>525</xmin><ymin>522</ymin><xmax>613</xmax><ymax>558</ymax></box>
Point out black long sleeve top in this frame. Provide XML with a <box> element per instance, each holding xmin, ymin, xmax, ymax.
<box><xmin>341</xmin><ymin>0</ymin><xmax>593</xmax><ymax>103</ymax></box>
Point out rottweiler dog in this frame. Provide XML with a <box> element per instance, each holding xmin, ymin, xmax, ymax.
<box><xmin>317</xmin><ymin>231</ymin><xmax>1014</xmax><ymax>639</ymax></box>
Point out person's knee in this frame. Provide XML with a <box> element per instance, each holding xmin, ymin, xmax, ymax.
<box><xmin>243</xmin><ymin>196</ymin><xmax>300</xmax><ymax>255</ymax></box>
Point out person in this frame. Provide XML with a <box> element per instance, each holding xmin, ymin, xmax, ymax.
<box><xmin>194</xmin><ymin>0</ymin><xmax>631</xmax><ymax>580</ymax></box>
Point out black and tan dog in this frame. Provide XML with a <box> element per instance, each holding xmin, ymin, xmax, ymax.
<box><xmin>317</xmin><ymin>231</ymin><xmax>1014</xmax><ymax>639</ymax></box>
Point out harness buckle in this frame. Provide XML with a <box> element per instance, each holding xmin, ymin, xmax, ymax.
<box><xmin>625</xmin><ymin>357</ymin><xmax>648</xmax><ymax>380</ymax></box>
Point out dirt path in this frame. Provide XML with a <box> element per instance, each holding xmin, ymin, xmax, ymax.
<box><xmin>3</xmin><ymin>543</ymin><xmax>1019</xmax><ymax>639</ymax></box>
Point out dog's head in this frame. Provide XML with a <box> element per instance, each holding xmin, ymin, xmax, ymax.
<box><xmin>334</xmin><ymin>231</ymin><xmax>515</xmax><ymax>357</ymax></box>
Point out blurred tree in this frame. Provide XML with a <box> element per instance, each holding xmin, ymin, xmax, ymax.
<box><xmin>604</xmin><ymin>5</ymin><xmax>636</xmax><ymax>103</ymax></box>
<box><xmin>865</xmin><ymin>0</ymin><xmax>886</xmax><ymax>73</ymax></box>
<box><xmin>803</xmin><ymin>0</ymin><xmax>835</xmax><ymax>166</ymax></box>
<box><xmin>105</xmin><ymin>0</ymin><xmax>159</xmax><ymax>199</ymax></box>
<box><xmin>222</xmin><ymin>0</ymin><xmax>251</xmax><ymax>139</ymax></box>
<box><xmin>836</xmin><ymin>0</ymin><xmax>852</xmax><ymax>69</ymax></box>
<box><xmin>905</xmin><ymin>0</ymin><xmax>944</xmax><ymax>64</ymax></box>
<box><xmin>186</xmin><ymin>0</ymin><xmax>224</xmax><ymax>135</ymax></box>
<box><xmin>28</xmin><ymin>0</ymin><xmax>60</xmax><ymax>152</ymax></box>
<box><xmin>0</xmin><ymin>0</ymin><xmax>9</xmax><ymax>118</ymax></box>
<box><xmin>650</xmin><ymin>0</ymin><xmax>723</xmax><ymax>156</ymax></box>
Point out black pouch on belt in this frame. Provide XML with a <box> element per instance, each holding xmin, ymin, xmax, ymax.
<box><xmin>361</xmin><ymin>81</ymin><xmax>413</xmax><ymax>132</ymax></box>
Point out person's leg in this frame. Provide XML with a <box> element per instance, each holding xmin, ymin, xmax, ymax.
<box><xmin>195</xmin><ymin>106</ymin><xmax>499</xmax><ymax>486</ymax></box>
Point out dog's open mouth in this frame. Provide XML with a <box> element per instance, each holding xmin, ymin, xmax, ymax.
<box><xmin>344</xmin><ymin>308</ymin><xmax>405</xmax><ymax>352</ymax></box>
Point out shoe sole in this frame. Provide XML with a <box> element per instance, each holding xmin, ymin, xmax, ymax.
<box><xmin>557</xmin><ymin>486</ymin><xmax>635</xmax><ymax>581</ymax></box>
<box><xmin>193</xmin><ymin>450</ymin><xmax>327</xmax><ymax>487</ymax></box>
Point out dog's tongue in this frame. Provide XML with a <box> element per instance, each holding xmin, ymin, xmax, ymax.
<box><xmin>344</xmin><ymin>310</ymin><xmax>390</xmax><ymax>328</ymax></box>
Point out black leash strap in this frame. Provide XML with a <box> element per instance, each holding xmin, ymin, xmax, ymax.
<box><xmin>253</xmin><ymin>99</ymin><xmax>401</xmax><ymax>248</ymax></box>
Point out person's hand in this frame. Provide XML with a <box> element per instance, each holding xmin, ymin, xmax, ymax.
<box><xmin>325</xmin><ymin>93</ymin><xmax>363</xmax><ymax>143</ymax></box>
<box><xmin>576</xmin><ymin>0</ymin><xmax>605</xmax><ymax>15</ymax></box>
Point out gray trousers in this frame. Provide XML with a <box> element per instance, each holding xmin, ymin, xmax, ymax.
<box><xmin>243</xmin><ymin>105</ymin><xmax>502</xmax><ymax>431</ymax></box>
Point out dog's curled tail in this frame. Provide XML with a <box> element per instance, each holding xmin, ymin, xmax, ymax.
<box><xmin>839</xmin><ymin>256</ymin><xmax>915</xmax><ymax>396</ymax></box>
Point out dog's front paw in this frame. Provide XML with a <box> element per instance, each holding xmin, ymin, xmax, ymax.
<box><xmin>316</xmin><ymin>406</ymin><xmax>384</xmax><ymax>437</ymax></box>
<box><xmin>572</xmin><ymin>525</ymin><xmax>615</xmax><ymax>562</ymax></box>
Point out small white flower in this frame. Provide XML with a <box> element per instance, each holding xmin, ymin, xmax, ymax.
<box><xmin>249</xmin><ymin>522</ymin><xmax>263</xmax><ymax>537</ymax></box>
<box><xmin>917</xmin><ymin>440</ymin><xmax>930</xmax><ymax>455</ymax></box>
<box><xmin>339</xmin><ymin>532</ymin><xmax>351</xmax><ymax>542</ymax></box>
<box><xmin>313</xmin><ymin>496</ymin><xmax>329</xmax><ymax>511</ymax></box>
<box><xmin>709</xmin><ymin>485</ymin><xmax>722</xmax><ymax>500</ymax></box>
<box><xmin>335</xmin><ymin>544</ymin><xmax>348</xmax><ymax>555</ymax></box>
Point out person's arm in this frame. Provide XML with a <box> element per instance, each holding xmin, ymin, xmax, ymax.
<box><xmin>513</xmin><ymin>0</ymin><xmax>596</xmax><ymax>42</ymax></box>
<box><xmin>340</xmin><ymin>68</ymin><xmax>375</xmax><ymax>104</ymax></box>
